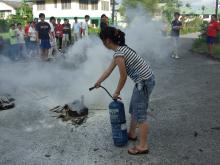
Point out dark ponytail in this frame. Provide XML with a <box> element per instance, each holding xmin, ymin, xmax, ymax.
<box><xmin>99</xmin><ymin>26</ymin><xmax>126</xmax><ymax>46</ymax></box>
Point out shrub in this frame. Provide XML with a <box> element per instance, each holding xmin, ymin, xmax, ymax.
<box><xmin>181</xmin><ymin>17</ymin><xmax>203</xmax><ymax>35</ymax></box>
<box><xmin>0</xmin><ymin>19</ymin><xmax>9</xmax><ymax>33</ymax></box>
<box><xmin>88</xmin><ymin>27</ymin><xmax>100</xmax><ymax>35</ymax></box>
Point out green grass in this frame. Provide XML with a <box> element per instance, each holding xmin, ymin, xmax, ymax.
<box><xmin>0</xmin><ymin>32</ymin><xmax>10</xmax><ymax>40</ymax></box>
<box><xmin>88</xmin><ymin>27</ymin><xmax>100</xmax><ymax>35</ymax></box>
<box><xmin>213</xmin><ymin>44</ymin><xmax>220</xmax><ymax>58</ymax></box>
<box><xmin>192</xmin><ymin>38</ymin><xmax>220</xmax><ymax>59</ymax></box>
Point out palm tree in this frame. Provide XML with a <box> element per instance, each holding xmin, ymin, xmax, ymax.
<box><xmin>185</xmin><ymin>3</ymin><xmax>191</xmax><ymax>8</ymax></box>
<box><xmin>177</xmin><ymin>1</ymin><xmax>183</xmax><ymax>8</ymax></box>
<box><xmin>201</xmin><ymin>5</ymin><xmax>205</xmax><ymax>14</ymax></box>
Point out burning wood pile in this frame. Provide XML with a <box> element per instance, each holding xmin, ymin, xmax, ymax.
<box><xmin>49</xmin><ymin>96</ymin><xmax>88</xmax><ymax>126</ymax></box>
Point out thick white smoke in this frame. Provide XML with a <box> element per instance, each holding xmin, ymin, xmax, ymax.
<box><xmin>124</xmin><ymin>7</ymin><xmax>173</xmax><ymax>60</ymax></box>
<box><xmin>0</xmin><ymin>7</ymin><xmax>172</xmax><ymax>129</ymax></box>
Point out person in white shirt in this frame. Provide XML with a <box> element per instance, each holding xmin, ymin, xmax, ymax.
<box><xmin>48</xmin><ymin>16</ymin><xmax>56</xmax><ymax>58</ymax></box>
<box><xmin>72</xmin><ymin>17</ymin><xmax>81</xmax><ymax>43</ymax></box>
<box><xmin>16</xmin><ymin>23</ymin><xmax>25</xmax><ymax>59</ymax></box>
<box><xmin>80</xmin><ymin>15</ymin><xmax>90</xmax><ymax>38</ymax></box>
<box><xmin>28</xmin><ymin>21</ymin><xmax>38</xmax><ymax>57</ymax></box>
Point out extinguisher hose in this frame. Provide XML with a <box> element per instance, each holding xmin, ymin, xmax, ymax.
<box><xmin>89</xmin><ymin>86</ymin><xmax>113</xmax><ymax>99</ymax></box>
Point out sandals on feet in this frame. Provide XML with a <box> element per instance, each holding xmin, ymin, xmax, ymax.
<box><xmin>128</xmin><ymin>135</ymin><xmax>137</xmax><ymax>141</ymax></box>
<box><xmin>128</xmin><ymin>146</ymin><xmax>149</xmax><ymax>155</ymax></box>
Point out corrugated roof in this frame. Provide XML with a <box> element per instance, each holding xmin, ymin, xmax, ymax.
<box><xmin>0</xmin><ymin>0</ymin><xmax>22</xmax><ymax>9</ymax></box>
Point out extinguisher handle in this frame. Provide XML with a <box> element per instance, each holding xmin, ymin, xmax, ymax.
<box><xmin>115</xmin><ymin>96</ymin><xmax>122</xmax><ymax>100</ymax></box>
<box><xmin>89</xmin><ymin>85</ymin><xmax>122</xmax><ymax>100</ymax></box>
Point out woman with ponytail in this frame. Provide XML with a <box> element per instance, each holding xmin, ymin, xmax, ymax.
<box><xmin>94</xmin><ymin>26</ymin><xmax>155</xmax><ymax>155</ymax></box>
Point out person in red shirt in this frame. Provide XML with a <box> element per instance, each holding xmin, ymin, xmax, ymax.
<box><xmin>24</xmin><ymin>22</ymin><xmax>31</xmax><ymax>52</ymax></box>
<box><xmin>24</xmin><ymin>22</ymin><xmax>30</xmax><ymax>36</ymax></box>
<box><xmin>207</xmin><ymin>14</ymin><xmax>220</xmax><ymax>56</ymax></box>
<box><xmin>55</xmin><ymin>18</ymin><xmax>63</xmax><ymax>50</ymax></box>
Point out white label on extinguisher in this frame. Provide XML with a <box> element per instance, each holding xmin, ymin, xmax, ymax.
<box><xmin>121</xmin><ymin>123</ymin><xmax>127</xmax><ymax>130</ymax></box>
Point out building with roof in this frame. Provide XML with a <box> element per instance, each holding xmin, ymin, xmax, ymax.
<box><xmin>30</xmin><ymin>0</ymin><xmax>112</xmax><ymax>27</ymax></box>
<box><xmin>0</xmin><ymin>0</ymin><xmax>22</xmax><ymax>19</ymax></box>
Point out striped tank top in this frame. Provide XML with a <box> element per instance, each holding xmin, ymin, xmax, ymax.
<box><xmin>114</xmin><ymin>46</ymin><xmax>153</xmax><ymax>83</ymax></box>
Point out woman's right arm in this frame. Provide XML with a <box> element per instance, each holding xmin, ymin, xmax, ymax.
<box><xmin>95</xmin><ymin>59</ymin><xmax>116</xmax><ymax>87</ymax></box>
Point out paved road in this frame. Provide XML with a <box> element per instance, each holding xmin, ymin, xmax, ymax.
<box><xmin>0</xmin><ymin>33</ymin><xmax>220</xmax><ymax>165</ymax></box>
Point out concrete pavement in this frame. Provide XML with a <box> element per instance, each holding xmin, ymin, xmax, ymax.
<box><xmin>0</xmin><ymin>33</ymin><xmax>220</xmax><ymax>165</ymax></box>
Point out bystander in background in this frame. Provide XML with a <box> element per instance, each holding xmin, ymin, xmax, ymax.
<box><xmin>171</xmin><ymin>12</ymin><xmax>182</xmax><ymax>59</ymax></box>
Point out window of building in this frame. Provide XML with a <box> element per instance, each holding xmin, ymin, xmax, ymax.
<box><xmin>79</xmin><ymin>0</ymin><xmax>89</xmax><ymax>10</ymax></box>
<box><xmin>37</xmin><ymin>0</ymin><xmax>45</xmax><ymax>10</ymax></box>
<box><xmin>54</xmin><ymin>0</ymin><xmax>57</xmax><ymax>8</ymax></box>
<box><xmin>61</xmin><ymin>0</ymin><xmax>71</xmax><ymax>9</ymax></box>
<box><xmin>91</xmin><ymin>0</ymin><xmax>98</xmax><ymax>10</ymax></box>
<box><xmin>101</xmin><ymin>1</ymin><xmax>109</xmax><ymax>11</ymax></box>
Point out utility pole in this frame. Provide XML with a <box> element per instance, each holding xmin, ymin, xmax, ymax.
<box><xmin>112</xmin><ymin>0</ymin><xmax>115</xmax><ymax>25</ymax></box>
<box><xmin>216</xmin><ymin>0</ymin><xmax>219</xmax><ymax>16</ymax></box>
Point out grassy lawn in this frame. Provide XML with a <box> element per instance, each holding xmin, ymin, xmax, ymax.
<box><xmin>0</xmin><ymin>32</ymin><xmax>10</xmax><ymax>40</ymax></box>
<box><xmin>192</xmin><ymin>38</ymin><xmax>220</xmax><ymax>59</ymax></box>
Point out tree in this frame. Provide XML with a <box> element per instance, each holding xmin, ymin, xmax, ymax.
<box><xmin>121</xmin><ymin>0</ymin><xmax>159</xmax><ymax>14</ymax></box>
<box><xmin>0</xmin><ymin>19</ymin><xmax>9</xmax><ymax>32</ymax></box>
<box><xmin>162</xmin><ymin>0</ymin><xmax>179</xmax><ymax>22</ymax></box>
<box><xmin>17</xmin><ymin>2</ymin><xmax>33</xmax><ymax>21</ymax></box>
<box><xmin>8</xmin><ymin>1</ymin><xmax>33</xmax><ymax>26</ymax></box>
<box><xmin>185</xmin><ymin>2</ymin><xmax>191</xmax><ymax>8</ymax></box>
<box><xmin>176</xmin><ymin>1</ymin><xmax>183</xmax><ymax>8</ymax></box>
<box><xmin>118</xmin><ymin>5</ymin><xmax>126</xmax><ymax>17</ymax></box>
<box><xmin>201</xmin><ymin>5</ymin><xmax>206</xmax><ymax>14</ymax></box>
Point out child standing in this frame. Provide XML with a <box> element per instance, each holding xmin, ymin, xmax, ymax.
<box><xmin>48</xmin><ymin>16</ymin><xmax>56</xmax><ymax>58</ymax></box>
<box><xmin>94</xmin><ymin>26</ymin><xmax>155</xmax><ymax>155</ymax></box>
<box><xmin>16</xmin><ymin>23</ymin><xmax>26</xmax><ymax>59</ymax></box>
<box><xmin>81</xmin><ymin>15</ymin><xmax>90</xmax><ymax>38</ymax></box>
<box><xmin>206</xmin><ymin>14</ymin><xmax>220</xmax><ymax>56</ymax></box>
<box><xmin>100</xmin><ymin>14</ymin><xmax>109</xmax><ymax>32</ymax></box>
<box><xmin>55</xmin><ymin>18</ymin><xmax>63</xmax><ymax>51</ymax></box>
<box><xmin>28</xmin><ymin>21</ymin><xmax>38</xmax><ymax>57</ymax></box>
<box><xmin>72</xmin><ymin>17</ymin><xmax>81</xmax><ymax>43</ymax></box>
<box><xmin>171</xmin><ymin>12</ymin><xmax>182</xmax><ymax>59</ymax></box>
<box><xmin>62</xmin><ymin>18</ymin><xmax>71</xmax><ymax>50</ymax></box>
<box><xmin>9</xmin><ymin>24</ymin><xmax>18</xmax><ymax>60</ymax></box>
<box><xmin>35</xmin><ymin>13</ymin><xmax>51</xmax><ymax>61</ymax></box>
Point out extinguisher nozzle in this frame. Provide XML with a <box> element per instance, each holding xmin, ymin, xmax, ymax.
<box><xmin>89</xmin><ymin>86</ymin><xmax>96</xmax><ymax>91</ymax></box>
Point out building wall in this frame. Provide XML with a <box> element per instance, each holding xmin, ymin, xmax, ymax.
<box><xmin>0</xmin><ymin>2</ymin><xmax>16</xmax><ymax>19</ymax></box>
<box><xmin>32</xmin><ymin>0</ymin><xmax>111</xmax><ymax>26</ymax></box>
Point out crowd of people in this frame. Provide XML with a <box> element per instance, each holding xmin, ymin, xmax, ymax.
<box><xmin>0</xmin><ymin>13</ymin><xmax>101</xmax><ymax>61</ymax></box>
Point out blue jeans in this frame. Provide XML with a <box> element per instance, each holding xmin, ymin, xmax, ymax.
<box><xmin>207</xmin><ymin>36</ymin><xmax>216</xmax><ymax>45</ymax></box>
<box><xmin>9</xmin><ymin>44</ymin><xmax>19</xmax><ymax>60</ymax></box>
<box><xmin>129</xmin><ymin>75</ymin><xmax>155</xmax><ymax>123</ymax></box>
